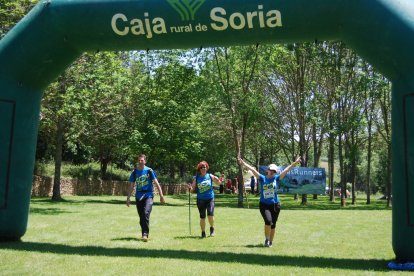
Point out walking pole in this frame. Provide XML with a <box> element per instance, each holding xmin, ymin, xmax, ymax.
<box><xmin>244</xmin><ymin>186</ymin><xmax>250</xmax><ymax>209</ymax></box>
<box><xmin>188</xmin><ymin>185</ymin><xmax>192</xmax><ymax>235</ymax></box>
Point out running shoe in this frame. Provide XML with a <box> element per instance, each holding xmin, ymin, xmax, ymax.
<box><xmin>210</xmin><ymin>227</ymin><xmax>215</xmax><ymax>237</ymax></box>
<box><xmin>201</xmin><ymin>231</ymin><xmax>206</xmax><ymax>238</ymax></box>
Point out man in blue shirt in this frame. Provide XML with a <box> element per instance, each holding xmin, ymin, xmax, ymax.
<box><xmin>127</xmin><ymin>154</ymin><xmax>165</xmax><ymax>241</ymax></box>
<box><xmin>238</xmin><ymin>156</ymin><xmax>301</xmax><ymax>247</ymax></box>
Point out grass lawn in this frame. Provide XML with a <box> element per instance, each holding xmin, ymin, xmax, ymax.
<box><xmin>0</xmin><ymin>194</ymin><xmax>404</xmax><ymax>275</ymax></box>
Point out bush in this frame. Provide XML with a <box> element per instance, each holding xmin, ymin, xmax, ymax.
<box><xmin>34</xmin><ymin>161</ymin><xmax>130</xmax><ymax>181</ymax></box>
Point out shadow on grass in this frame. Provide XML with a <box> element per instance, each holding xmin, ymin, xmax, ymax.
<box><xmin>174</xmin><ymin>236</ymin><xmax>204</xmax><ymax>240</ymax></box>
<box><xmin>81</xmin><ymin>199</ymin><xmax>126</xmax><ymax>205</ymax></box>
<box><xmin>31</xmin><ymin>198</ymin><xmax>74</xmax><ymax>203</ymax></box>
<box><xmin>173</xmin><ymin>194</ymin><xmax>392</xmax><ymax>211</ymax></box>
<box><xmin>31</xmin><ymin>195</ymin><xmax>391</xmax><ymax>211</ymax></box>
<box><xmin>29</xmin><ymin>207</ymin><xmax>72</xmax><ymax>215</ymax></box>
<box><xmin>111</xmin><ymin>237</ymin><xmax>141</xmax><ymax>242</ymax></box>
<box><xmin>1</xmin><ymin>241</ymin><xmax>390</xmax><ymax>271</ymax></box>
<box><xmin>31</xmin><ymin>198</ymin><xmax>184</xmax><ymax>207</ymax></box>
<box><xmin>245</xmin><ymin>244</ymin><xmax>266</xmax><ymax>248</ymax></box>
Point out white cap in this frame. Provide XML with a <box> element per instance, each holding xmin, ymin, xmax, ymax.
<box><xmin>268</xmin><ymin>164</ymin><xmax>278</xmax><ymax>172</ymax></box>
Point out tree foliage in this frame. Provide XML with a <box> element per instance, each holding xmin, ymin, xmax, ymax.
<box><xmin>3</xmin><ymin>6</ymin><xmax>393</xmax><ymax>203</ymax></box>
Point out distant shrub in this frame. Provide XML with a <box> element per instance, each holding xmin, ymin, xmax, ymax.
<box><xmin>35</xmin><ymin>161</ymin><xmax>130</xmax><ymax>181</ymax></box>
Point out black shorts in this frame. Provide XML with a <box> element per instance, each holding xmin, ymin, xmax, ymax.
<box><xmin>197</xmin><ymin>198</ymin><xmax>215</xmax><ymax>219</ymax></box>
<box><xmin>259</xmin><ymin>202</ymin><xmax>281</xmax><ymax>229</ymax></box>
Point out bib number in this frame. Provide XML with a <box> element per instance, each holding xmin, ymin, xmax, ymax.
<box><xmin>264</xmin><ymin>189</ymin><xmax>274</xmax><ymax>199</ymax></box>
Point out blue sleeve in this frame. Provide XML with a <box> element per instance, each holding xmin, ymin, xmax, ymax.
<box><xmin>150</xmin><ymin>169</ymin><xmax>157</xmax><ymax>180</ymax></box>
<box><xmin>128</xmin><ymin>170</ymin><xmax>136</xmax><ymax>182</ymax></box>
<box><xmin>259</xmin><ymin>174</ymin><xmax>265</xmax><ymax>184</ymax></box>
<box><xmin>275</xmin><ymin>174</ymin><xmax>281</xmax><ymax>187</ymax></box>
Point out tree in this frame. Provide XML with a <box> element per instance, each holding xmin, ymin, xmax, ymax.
<box><xmin>316</xmin><ymin>42</ymin><xmax>347</xmax><ymax>204</ymax></box>
<box><xmin>360</xmin><ymin>63</ymin><xmax>387</xmax><ymax>204</ymax></box>
<box><xmin>41</xmin><ymin>63</ymin><xmax>88</xmax><ymax>199</ymax></box>
<box><xmin>374</xmin><ymin>77</ymin><xmax>392</xmax><ymax>207</ymax></box>
<box><xmin>211</xmin><ymin>45</ymin><xmax>261</xmax><ymax>207</ymax></box>
<box><xmin>0</xmin><ymin>0</ymin><xmax>36</xmax><ymax>39</ymax></box>
<box><xmin>261</xmin><ymin>43</ymin><xmax>319</xmax><ymax>205</ymax></box>
<box><xmin>126</xmin><ymin>50</ymin><xmax>208</xmax><ymax>179</ymax></box>
<box><xmin>76</xmin><ymin>52</ymin><xmax>131</xmax><ymax>179</ymax></box>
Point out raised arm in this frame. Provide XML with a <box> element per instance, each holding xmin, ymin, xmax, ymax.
<box><xmin>238</xmin><ymin>158</ymin><xmax>260</xmax><ymax>178</ymax></box>
<box><xmin>280</xmin><ymin>156</ymin><xmax>302</xmax><ymax>180</ymax></box>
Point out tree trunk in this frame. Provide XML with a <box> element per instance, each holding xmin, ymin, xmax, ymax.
<box><xmin>366</xmin><ymin>119</ymin><xmax>372</xmax><ymax>204</ymax></box>
<box><xmin>339</xmin><ymin>134</ymin><xmax>346</xmax><ymax>207</ymax></box>
<box><xmin>328</xmin><ymin>133</ymin><xmax>335</xmax><ymax>202</ymax></box>
<box><xmin>169</xmin><ymin>161</ymin><xmax>175</xmax><ymax>179</ymax></box>
<box><xmin>238</xmin><ymin>170</ymin><xmax>244</xmax><ymax>208</ymax></box>
<box><xmin>386</xmin><ymin>142</ymin><xmax>392</xmax><ymax>207</ymax></box>
<box><xmin>351</xmin><ymin>131</ymin><xmax>357</xmax><ymax>205</ymax></box>
<box><xmin>301</xmin><ymin>194</ymin><xmax>308</xmax><ymax>205</ymax></box>
<box><xmin>179</xmin><ymin>163</ymin><xmax>185</xmax><ymax>178</ymax></box>
<box><xmin>299</xmin><ymin>137</ymin><xmax>308</xmax><ymax>205</ymax></box>
<box><xmin>351</xmin><ymin>156</ymin><xmax>356</xmax><ymax>205</ymax></box>
<box><xmin>232</xmin><ymin>124</ymin><xmax>244</xmax><ymax>208</ymax></box>
<box><xmin>52</xmin><ymin>118</ymin><xmax>64</xmax><ymax>201</ymax></box>
<box><xmin>312</xmin><ymin>123</ymin><xmax>318</xmax><ymax>200</ymax></box>
<box><xmin>100</xmin><ymin>157</ymin><xmax>110</xmax><ymax>180</ymax></box>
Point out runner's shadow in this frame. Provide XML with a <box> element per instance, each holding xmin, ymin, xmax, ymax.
<box><xmin>1</xmin><ymin>241</ymin><xmax>391</xmax><ymax>271</ymax></box>
<box><xmin>174</xmin><ymin>236</ymin><xmax>203</xmax><ymax>240</ymax></box>
<box><xmin>111</xmin><ymin>237</ymin><xmax>141</xmax><ymax>242</ymax></box>
<box><xmin>246</xmin><ymin>244</ymin><xmax>265</xmax><ymax>248</ymax></box>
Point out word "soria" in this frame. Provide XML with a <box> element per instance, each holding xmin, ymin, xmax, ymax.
<box><xmin>210</xmin><ymin>5</ymin><xmax>282</xmax><ymax>30</ymax></box>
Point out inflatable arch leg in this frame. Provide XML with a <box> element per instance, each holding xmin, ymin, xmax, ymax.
<box><xmin>1</xmin><ymin>0</ymin><xmax>414</xmax><ymax>263</ymax></box>
<box><xmin>392</xmin><ymin>82</ymin><xmax>414</xmax><ymax>262</ymax></box>
<box><xmin>0</xmin><ymin>82</ymin><xmax>42</xmax><ymax>240</ymax></box>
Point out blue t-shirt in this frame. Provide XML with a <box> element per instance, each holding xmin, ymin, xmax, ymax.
<box><xmin>196</xmin><ymin>173</ymin><xmax>215</xmax><ymax>200</ymax></box>
<box><xmin>128</xmin><ymin>166</ymin><xmax>156</xmax><ymax>200</ymax></box>
<box><xmin>258</xmin><ymin>174</ymin><xmax>280</xmax><ymax>205</ymax></box>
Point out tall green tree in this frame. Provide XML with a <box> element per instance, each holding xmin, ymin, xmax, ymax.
<box><xmin>374</xmin><ymin>78</ymin><xmax>392</xmax><ymax>207</ymax></box>
<box><xmin>0</xmin><ymin>0</ymin><xmax>37</xmax><ymax>39</ymax></box>
<box><xmin>41</xmin><ymin>62</ymin><xmax>89</xmax><ymax>199</ymax></box>
<box><xmin>126</xmin><ymin>50</ymin><xmax>207</xmax><ymax>179</ymax></box>
<box><xmin>261</xmin><ymin>43</ymin><xmax>319</xmax><ymax>205</ymax></box>
<box><xmin>210</xmin><ymin>45</ymin><xmax>261</xmax><ymax>207</ymax></box>
<box><xmin>75</xmin><ymin>52</ymin><xmax>131</xmax><ymax>179</ymax></box>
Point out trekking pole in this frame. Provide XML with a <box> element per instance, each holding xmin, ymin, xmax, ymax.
<box><xmin>244</xmin><ymin>190</ymin><xmax>250</xmax><ymax>209</ymax></box>
<box><xmin>188</xmin><ymin>185</ymin><xmax>192</xmax><ymax>235</ymax></box>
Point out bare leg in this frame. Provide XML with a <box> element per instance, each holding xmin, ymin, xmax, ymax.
<box><xmin>264</xmin><ymin>224</ymin><xmax>271</xmax><ymax>240</ymax></box>
<box><xmin>270</xmin><ymin>228</ymin><xmax>276</xmax><ymax>242</ymax></box>
<box><xmin>207</xmin><ymin>215</ymin><xmax>214</xmax><ymax>227</ymax></box>
<box><xmin>200</xmin><ymin>218</ymin><xmax>206</xmax><ymax>232</ymax></box>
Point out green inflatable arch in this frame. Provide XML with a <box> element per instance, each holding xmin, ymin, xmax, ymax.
<box><xmin>0</xmin><ymin>0</ymin><xmax>413</xmax><ymax>261</ymax></box>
